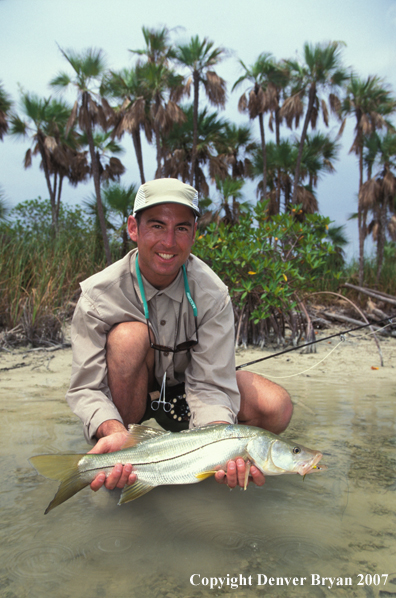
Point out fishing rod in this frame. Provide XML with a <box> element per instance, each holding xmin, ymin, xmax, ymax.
<box><xmin>236</xmin><ymin>314</ymin><xmax>396</xmax><ymax>370</ymax></box>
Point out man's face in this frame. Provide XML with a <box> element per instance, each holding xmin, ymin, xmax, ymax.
<box><xmin>128</xmin><ymin>203</ymin><xmax>197</xmax><ymax>289</ymax></box>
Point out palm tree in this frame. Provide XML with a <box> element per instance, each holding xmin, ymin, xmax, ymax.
<box><xmin>359</xmin><ymin>132</ymin><xmax>396</xmax><ymax>283</ymax></box>
<box><xmin>281</xmin><ymin>41</ymin><xmax>348</xmax><ymax>204</ymax></box>
<box><xmin>175</xmin><ymin>36</ymin><xmax>227</xmax><ymax>186</ymax></box>
<box><xmin>106</xmin><ymin>66</ymin><xmax>152</xmax><ymax>184</ymax></box>
<box><xmin>9</xmin><ymin>92</ymin><xmax>82</xmax><ymax>231</ymax></box>
<box><xmin>129</xmin><ymin>25</ymin><xmax>176</xmax><ymax>65</ymax></box>
<box><xmin>51</xmin><ymin>47</ymin><xmax>113</xmax><ymax>265</ymax></box>
<box><xmin>215</xmin><ymin>176</ymin><xmax>249</xmax><ymax>225</ymax></box>
<box><xmin>0</xmin><ymin>82</ymin><xmax>12</xmax><ymax>140</ymax></box>
<box><xmin>341</xmin><ymin>74</ymin><xmax>396</xmax><ymax>285</ymax></box>
<box><xmin>162</xmin><ymin>104</ymin><xmax>228</xmax><ymax>195</ymax></box>
<box><xmin>79</xmin><ymin>130</ymin><xmax>125</xmax><ymax>183</ymax></box>
<box><xmin>252</xmin><ymin>139</ymin><xmax>320</xmax><ymax>215</ymax></box>
<box><xmin>0</xmin><ymin>186</ymin><xmax>9</xmax><ymax>222</ymax></box>
<box><xmin>232</xmin><ymin>52</ymin><xmax>276</xmax><ymax>198</ymax></box>
<box><xmin>233</xmin><ymin>53</ymin><xmax>289</xmax><ymax>199</ymax></box>
<box><xmin>300</xmin><ymin>132</ymin><xmax>340</xmax><ymax>188</ymax></box>
<box><xmin>252</xmin><ymin>139</ymin><xmax>294</xmax><ymax>213</ymax></box>
<box><xmin>215</xmin><ymin>122</ymin><xmax>256</xmax><ymax>180</ymax></box>
<box><xmin>138</xmin><ymin>61</ymin><xmax>188</xmax><ymax>179</ymax></box>
<box><xmin>102</xmin><ymin>182</ymin><xmax>137</xmax><ymax>256</ymax></box>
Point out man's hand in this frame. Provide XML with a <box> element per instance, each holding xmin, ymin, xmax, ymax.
<box><xmin>208</xmin><ymin>421</ymin><xmax>266</xmax><ymax>489</ymax></box>
<box><xmin>88</xmin><ymin>424</ymin><xmax>137</xmax><ymax>492</ymax></box>
<box><xmin>214</xmin><ymin>458</ymin><xmax>265</xmax><ymax>489</ymax></box>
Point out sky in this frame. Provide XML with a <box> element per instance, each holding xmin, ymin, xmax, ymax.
<box><xmin>1</xmin><ymin>0</ymin><xmax>396</xmax><ymax>259</ymax></box>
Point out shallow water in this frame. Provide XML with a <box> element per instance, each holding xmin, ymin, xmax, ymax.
<box><xmin>1</xmin><ymin>374</ymin><xmax>396</xmax><ymax>598</ymax></box>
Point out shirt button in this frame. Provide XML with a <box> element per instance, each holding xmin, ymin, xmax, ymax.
<box><xmin>164</xmin><ymin>352</ymin><xmax>169</xmax><ymax>356</ymax></box>
<box><xmin>160</xmin><ymin>320</ymin><xmax>166</xmax><ymax>326</ymax></box>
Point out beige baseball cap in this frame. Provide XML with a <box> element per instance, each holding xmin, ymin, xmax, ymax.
<box><xmin>133</xmin><ymin>178</ymin><xmax>200</xmax><ymax>217</ymax></box>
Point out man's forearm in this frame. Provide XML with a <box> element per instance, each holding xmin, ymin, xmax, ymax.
<box><xmin>95</xmin><ymin>419</ymin><xmax>128</xmax><ymax>439</ymax></box>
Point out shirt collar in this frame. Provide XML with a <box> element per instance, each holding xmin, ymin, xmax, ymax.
<box><xmin>130</xmin><ymin>249</ymin><xmax>185</xmax><ymax>305</ymax></box>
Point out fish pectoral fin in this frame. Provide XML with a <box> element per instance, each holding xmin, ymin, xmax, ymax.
<box><xmin>122</xmin><ymin>424</ymin><xmax>167</xmax><ymax>449</ymax></box>
<box><xmin>29</xmin><ymin>454</ymin><xmax>89</xmax><ymax>514</ymax></box>
<box><xmin>195</xmin><ymin>470</ymin><xmax>217</xmax><ymax>480</ymax></box>
<box><xmin>118</xmin><ymin>481</ymin><xmax>156</xmax><ymax>505</ymax></box>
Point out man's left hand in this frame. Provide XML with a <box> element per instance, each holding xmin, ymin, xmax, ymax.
<box><xmin>214</xmin><ymin>458</ymin><xmax>265</xmax><ymax>488</ymax></box>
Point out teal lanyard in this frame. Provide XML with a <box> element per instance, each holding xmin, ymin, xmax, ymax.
<box><xmin>135</xmin><ymin>253</ymin><xmax>198</xmax><ymax>318</ymax></box>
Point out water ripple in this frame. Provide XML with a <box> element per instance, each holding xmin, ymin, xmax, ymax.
<box><xmin>95</xmin><ymin>531</ymin><xmax>133</xmax><ymax>553</ymax></box>
<box><xmin>6</xmin><ymin>542</ymin><xmax>83</xmax><ymax>580</ymax></box>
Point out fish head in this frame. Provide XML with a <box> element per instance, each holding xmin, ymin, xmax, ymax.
<box><xmin>270</xmin><ymin>439</ymin><xmax>325</xmax><ymax>475</ymax></box>
<box><xmin>246</xmin><ymin>432</ymin><xmax>326</xmax><ymax>476</ymax></box>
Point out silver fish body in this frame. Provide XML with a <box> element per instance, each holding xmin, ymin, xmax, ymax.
<box><xmin>30</xmin><ymin>424</ymin><xmax>326</xmax><ymax>513</ymax></box>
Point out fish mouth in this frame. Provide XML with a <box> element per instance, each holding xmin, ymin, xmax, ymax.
<box><xmin>298</xmin><ymin>452</ymin><xmax>327</xmax><ymax>475</ymax></box>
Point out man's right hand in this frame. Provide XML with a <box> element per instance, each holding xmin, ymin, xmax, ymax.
<box><xmin>88</xmin><ymin>422</ymin><xmax>137</xmax><ymax>492</ymax></box>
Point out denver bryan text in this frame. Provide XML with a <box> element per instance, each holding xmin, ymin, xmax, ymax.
<box><xmin>190</xmin><ymin>574</ymin><xmax>354</xmax><ymax>590</ymax></box>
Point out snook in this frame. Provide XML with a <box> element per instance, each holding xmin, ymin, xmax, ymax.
<box><xmin>30</xmin><ymin>424</ymin><xmax>326</xmax><ymax>514</ymax></box>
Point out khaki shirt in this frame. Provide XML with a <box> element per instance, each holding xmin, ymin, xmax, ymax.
<box><xmin>66</xmin><ymin>249</ymin><xmax>240</xmax><ymax>442</ymax></box>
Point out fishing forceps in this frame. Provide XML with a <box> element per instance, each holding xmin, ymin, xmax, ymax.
<box><xmin>151</xmin><ymin>372</ymin><xmax>172</xmax><ymax>412</ymax></box>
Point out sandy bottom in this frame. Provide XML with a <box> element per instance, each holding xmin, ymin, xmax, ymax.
<box><xmin>1</xmin><ymin>325</ymin><xmax>396</xmax><ymax>598</ymax></box>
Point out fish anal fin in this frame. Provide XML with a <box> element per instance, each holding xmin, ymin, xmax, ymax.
<box><xmin>122</xmin><ymin>424</ymin><xmax>167</xmax><ymax>449</ymax></box>
<box><xmin>195</xmin><ymin>470</ymin><xmax>217</xmax><ymax>480</ymax></box>
<box><xmin>118</xmin><ymin>481</ymin><xmax>155</xmax><ymax>505</ymax></box>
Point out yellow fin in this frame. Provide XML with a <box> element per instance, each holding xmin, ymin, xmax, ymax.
<box><xmin>29</xmin><ymin>454</ymin><xmax>88</xmax><ymax>514</ymax></box>
<box><xmin>118</xmin><ymin>481</ymin><xmax>155</xmax><ymax>504</ymax></box>
<box><xmin>195</xmin><ymin>470</ymin><xmax>217</xmax><ymax>480</ymax></box>
<box><xmin>122</xmin><ymin>424</ymin><xmax>167</xmax><ymax>449</ymax></box>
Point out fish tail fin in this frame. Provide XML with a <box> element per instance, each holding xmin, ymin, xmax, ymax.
<box><xmin>29</xmin><ymin>454</ymin><xmax>88</xmax><ymax>514</ymax></box>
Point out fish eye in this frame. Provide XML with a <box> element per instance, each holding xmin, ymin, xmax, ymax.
<box><xmin>292</xmin><ymin>447</ymin><xmax>301</xmax><ymax>454</ymax></box>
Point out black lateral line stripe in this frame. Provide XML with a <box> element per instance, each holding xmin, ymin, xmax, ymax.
<box><xmin>80</xmin><ymin>434</ymin><xmax>252</xmax><ymax>474</ymax></box>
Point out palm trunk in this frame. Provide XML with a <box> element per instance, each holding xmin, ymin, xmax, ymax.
<box><xmin>38</xmin><ymin>140</ymin><xmax>58</xmax><ymax>233</ymax></box>
<box><xmin>258</xmin><ymin>112</ymin><xmax>267</xmax><ymax>200</ymax></box>
<box><xmin>55</xmin><ymin>175</ymin><xmax>63</xmax><ymax>226</ymax></box>
<box><xmin>376</xmin><ymin>200</ymin><xmax>387</xmax><ymax>285</ymax></box>
<box><xmin>153</xmin><ymin>96</ymin><xmax>162</xmax><ymax>179</ymax></box>
<box><xmin>84</xmin><ymin>94</ymin><xmax>112</xmax><ymax>266</ymax></box>
<box><xmin>292</xmin><ymin>85</ymin><xmax>316</xmax><ymax>204</ymax></box>
<box><xmin>154</xmin><ymin>123</ymin><xmax>162</xmax><ymax>179</ymax></box>
<box><xmin>132</xmin><ymin>129</ymin><xmax>145</xmax><ymax>184</ymax></box>
<box><xmin>358</xmin><ymin>144</ymin><xmax>365</xmax><ymax>286</ymax></box>
<box><xmin>189</xmin><ymin>70</ymin><xmax>200</xmax><ymax>187</ymax></box>
<box><xmin>275</xmin><ymin>106</ymin><xmax>281</xmax><ymax>214</ymax></box>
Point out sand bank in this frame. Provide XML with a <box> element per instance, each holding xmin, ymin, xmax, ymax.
<box><xmin>1</xmin><ymin>324</ymin><xmax>394</xmax><ymax>401</ymax></box>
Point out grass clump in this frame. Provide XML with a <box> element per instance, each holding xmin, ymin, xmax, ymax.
<box><xmin>0</xmin><ymin>198</ymin><xmax>106</xmax><ymax>347</ymax></box>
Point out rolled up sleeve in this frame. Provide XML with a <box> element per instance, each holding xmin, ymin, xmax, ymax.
<box><xmin>66</xmin><ymin>295</ymin><xmax>123</xmax><ymax>443</ymax></box>
<box><xmin>185</xmin><ymin>293</ymin><xmax>240</xmax><ymax>428</ymax></box>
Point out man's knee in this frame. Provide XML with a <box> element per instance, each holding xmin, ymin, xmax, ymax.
<box><xmin>107</xmin><ymin>321</ymin><xmax>149</xmax><ymax>351</ymax></box>
<box><xmin>106</xmin><ymin>321</ymin><xmax>154</xmax><ymax>374</ymax></box>
<box><xmin>256</xmin><ymin>380</ymin><xmax>293</xmax><ymax>433</ymax></box>
<box><xmin>273</xmin><ymin>386</ymin><xmax>293</xmax><ymax>432</ymax></box>
<box><xmin>237</xmin><ymin>370</ymin><xmax>293</xmax><ymax>433</ymax></box>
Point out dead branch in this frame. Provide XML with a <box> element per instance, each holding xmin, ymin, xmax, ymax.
<box><xmin>343</xmin><ymin>283</ymin><xmax>396</xmax><ymax>306</ymax></box>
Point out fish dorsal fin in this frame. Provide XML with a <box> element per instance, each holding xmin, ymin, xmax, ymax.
<box><xmin>122</xmin><ymin>424</ymin><xmax>166</xmax><ymax>449</ymax></box>
<box><xmin>118</xmin><ymin>481</ymin><xmax>156</xmax><ymax>505</ymax></box>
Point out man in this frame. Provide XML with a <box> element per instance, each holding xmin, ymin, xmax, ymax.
<box><xmin>66</xmin><ymin>178</ymin><xmax>292</xmax><ymax>493</ymax></box>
